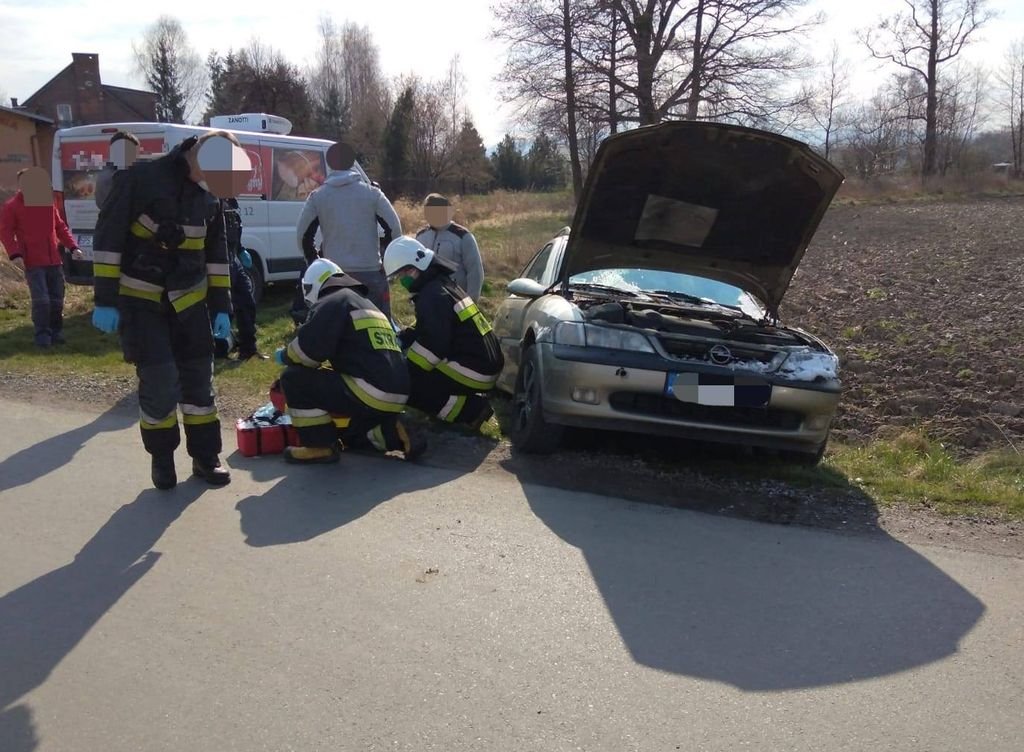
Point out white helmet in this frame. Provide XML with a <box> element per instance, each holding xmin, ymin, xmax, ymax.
<box><xmin>383</xmin><ymin>236</ymin><xmax>434</xmax><ymax>278</ymax></box>
<box><xmin>302</xmin><ymin>258</ymin><xmax>344</xmax><ymax>306</ymax></box>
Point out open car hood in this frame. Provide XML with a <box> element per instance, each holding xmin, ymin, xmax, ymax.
<box><xmin>561</xmin><ymin>122</ymin><xmax>844</xmax><ymax>317</ymax></box>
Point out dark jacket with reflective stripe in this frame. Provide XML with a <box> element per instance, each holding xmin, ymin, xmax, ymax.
<box><xmin>282</xmin><ymin>277</ymin><xmax>410</xmax><ymax>411</ymax></box>
<box><xmin>93</xmin><ymin>140</ymin><xmax>231</xmax><ymax>315</ymax></box>
<box><xmin>406</xmin><ymin>266</ymin><xmax>503</xmax><ymax>382</ymax></box>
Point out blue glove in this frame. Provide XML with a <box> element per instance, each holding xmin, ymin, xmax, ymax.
<box><xmin>92</xmin><ymin>306</ymin><xmax>120</xmax><ymax>334</ymax></box>
<box><xmin>274</xmin><ymin>347</ymin><xmax>287</xmax><ymax>365</ymax></box>
<box><xmin>239</xmin><ymin>249</ymin><xmax>253</xmax><ymax>269</ymax></box>
<box><xmin>213</xmin><ymin>312</ymin><xmax>232</xmax><ymax>340</ymax></box>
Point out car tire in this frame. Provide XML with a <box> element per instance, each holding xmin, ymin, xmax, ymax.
<box><xmin>510</xmin><ymin>346</ymin><xmax>563</xmax><ymax>454</ymax></box>
<box><xmin>783</xmin><ymin>438</ymin><xmax>828</xmax><ymax>466</ymax></box>
<box><xmin>245</xmin><ymin>251</ymin><xmax>265</xmax><ymax>305</ymax></box>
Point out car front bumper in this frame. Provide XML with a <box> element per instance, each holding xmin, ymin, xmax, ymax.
<box><xmin>534</xmin><ymin>342</ymin><xmax>840</xmax><ymax>453</ymax></box>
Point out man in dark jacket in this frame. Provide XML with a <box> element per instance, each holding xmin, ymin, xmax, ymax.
<box><xmin>1</xmin><ymin>167</ymin><xmax>83</xmax><ymax>347</ymax></box>
<box><xmin>383</xmin><ymin>236</ymin><xmax>503</xmax><ymax>430</ymax></box>
<box><xmin>217</xmin><ymin>198</ymin><xmax>266</xmax><ymax>360</ymax></box>
<box><xmin>275</xmin><ymin>258</ymin><xmax>426</xmax><ymax>464</ymax></box>
<box><xmin>94</xmin><ymin>130</ymin><xmax>140</xmax><ymax>210</ymax></box>
<box><xmin>91</xmin><ymin>130</ymin><xmax>247</xmax><ymax>490</ymax></box>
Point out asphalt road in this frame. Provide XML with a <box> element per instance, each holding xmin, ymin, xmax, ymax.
<box><xmin>1</xmin><ymin>397</ymin><xmax>1022</xmax><ymax>752</ymax></box>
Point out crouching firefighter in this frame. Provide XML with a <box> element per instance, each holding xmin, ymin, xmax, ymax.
<box><xmin>275</xmin><ymin>259</ymin><xmax>427</xmax><ymax>464</ymax></box>
<box><xmin>383</xmin><ymin>237</ymin><xmax>504</xmax><ymax>430</ymax></box>
<box><xmin>91</xmin><ymin>130</ymin><xmax>249</xmax><ymax>490</ymax></box>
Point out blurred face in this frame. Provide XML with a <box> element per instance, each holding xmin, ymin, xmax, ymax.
<box><xmin>424</xmin><ymin>204</ymin><xmax>454</xmax><ymax>229</ymax></box>
<box><xmin>110</xmin><ymin>139</ymin><xmax>138</xmax><ymax>169</ymax></box>
<box><xmin>197</xmin><ymin>136</ymin><xmax>252</xmax><ymax>198</ymax></box>
<box><xmin>18</xmin><ymin>167</ymin><xmax>51</xmax><ymax>206</ymax></box>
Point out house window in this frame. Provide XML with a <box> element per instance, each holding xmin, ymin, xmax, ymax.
<box><xmin>56</xmin><ymin>104</ymin><xmax>73</xmax><ymax>125</ymax></box>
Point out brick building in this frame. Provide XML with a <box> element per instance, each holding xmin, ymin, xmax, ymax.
<box><xmin>20</xmin><ymin>53</ymin><xmax>157</xmax><ymax>129</ymax></box>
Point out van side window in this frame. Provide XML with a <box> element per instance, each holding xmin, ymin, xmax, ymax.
<box><xmin>271</xmin><ymin>147</ymin><xmax>326</xmax><ymax>201</ymax></box>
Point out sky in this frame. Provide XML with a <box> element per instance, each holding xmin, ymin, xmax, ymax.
<box><xmin>1</xmin><ymin>0</ymin><xmax>1022</xmax><ymax>147</ymax></box>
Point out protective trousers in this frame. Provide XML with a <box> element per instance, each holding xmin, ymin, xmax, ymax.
<box><xmin>409</xmin><ymin>367</ymin><xmax>493</xmax><ymax>426</ymax></box>
<box><xmin>230</xmin><ymin>253</ymin><xmax>258</xmax><ymax>354</ymax></box>
<box><xmin>280</xmin><ymin>366</ymin><xmax>405</xmax><ymax>452</ymax></box>
<box><xmin>25</xmin><ymin>265</ymin><xmax>65</xmax><ymax>345</ymax></box>
<box><xmin>120</xmin><ymin>305</ymin><xmax>221</xmax><ymax>459</ymax></box>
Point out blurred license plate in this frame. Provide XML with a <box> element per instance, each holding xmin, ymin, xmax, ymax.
<box><xmin>666</xmin><ymin>372</ymin><xmax>771</xmax><ymax>408</ymax></box>
<box><xmin>76</xmin><ymin>234</ymin><xmax>93</xmax><ymax>259</ymax></box>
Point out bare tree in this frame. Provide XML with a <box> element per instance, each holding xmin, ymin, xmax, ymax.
<box><xmin>859</xmin><ymin>0</ymin><xmax>992</xmax><ymax>177</ymax></box>
<box><xmin>492</xmin><ymin>0</ymin><xmax>589</xmax><ymax>197</ymax></box>
<box><xmin>133</xmin><ymin>16</ymin><xmax>207</xmax><ymax>123</ymax></box>
<box><xmin>934</xmin><ymin>62</ymin><xmax>988</xmax><ymax>174</ymax></box>
<box><xmin>840</xmin><ymin>82</ymin><xmax>913</xmax><ymax>179</ymax></box>
<box><xmin>807</xmin><ymin>42</ymin><xmax>850</xmax><ymax>160</ymax></box>
<box><xmin>996</xmin><ymin>40</ymin><xmax>1024</xmax><ymax>178</ymax></box>
<box><xmin>591</xmin><ymin>1</ymin><xmax>818</xmax><ymax>125</ymax></box>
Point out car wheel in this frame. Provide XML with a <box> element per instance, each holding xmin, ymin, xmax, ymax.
<box><xmin>510</xmin><ymin>346</ymin><xmax>562</xmax><ymax>454</ymax></box>
<box><xmin>783</xmin><ymin>438</ymin><xmax>828</xmax><ymax>466</ymax></box>
<box><xmin>245</xmin><ymin>251</ymin><xmax>265</xmax><ymax>305</ymax></box>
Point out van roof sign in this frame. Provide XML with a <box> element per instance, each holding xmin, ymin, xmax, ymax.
<box><xmin>209</xmin><ymin>113</ymin><xmax>293</xmax><ymax>135</ymax></box>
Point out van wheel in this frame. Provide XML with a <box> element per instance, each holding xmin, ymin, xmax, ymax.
<box><xmin>510</xmin><ymin>346</ymin><xmax>562</xmax><ymax>454</ymax></box>
<box><xmin>245</xmin><ymin>251</ymin><xmax>265</xmax><ymax>304</ymax></box>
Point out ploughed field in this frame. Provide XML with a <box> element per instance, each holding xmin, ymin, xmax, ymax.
<box><xmin>782</xmin><ymin>196</ymin><xmax>1024</xmax><ymax>455</ymax></box>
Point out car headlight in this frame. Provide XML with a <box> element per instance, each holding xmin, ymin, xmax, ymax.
<box><xmin>554</xmin><ymin>321</ymin><xmax>654</xmax><ymax>353</ymax></box>
<box><xmin>778</xmin><ymin>349</ymin><xmax>838</xmax><ymax>381</ymax></box>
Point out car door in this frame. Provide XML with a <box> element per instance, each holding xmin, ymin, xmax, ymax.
<box><xmin>494</xmin><ymin>238</ymin><xmax>562</xmax><ymax>392</ymax></box>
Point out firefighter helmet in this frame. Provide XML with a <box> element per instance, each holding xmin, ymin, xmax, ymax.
<box><xmin>302</xmin><ymin>258</ymin><xmax>344</xmax><ymax>306</ymax></box>
<box><xmin>383</xmin><ymin>236</ymin><xmax>433</xmax><ymax>278</ymax></box>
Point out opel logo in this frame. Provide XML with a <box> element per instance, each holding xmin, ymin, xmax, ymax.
<box><xmin>709</xmin><ymin>344</ymin><xmax>732</xmax><ymax>365</ymax></box>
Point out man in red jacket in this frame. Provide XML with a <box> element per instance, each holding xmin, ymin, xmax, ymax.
<box><xmin>1</xmin><ymin>167</ymin><xmax>82</xmax><ymax>347</ymax></box>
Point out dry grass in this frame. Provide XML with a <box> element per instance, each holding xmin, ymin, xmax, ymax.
<box><xmin>837</xmin><ymin>173</ymin><xmax>1023</xmax><ymax>203</ymax></box>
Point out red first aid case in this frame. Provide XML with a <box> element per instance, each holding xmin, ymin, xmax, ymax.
<box><xmin>236</xmin><ymin>418</ymin><xmax>288</xmax><ymax>457</ymax></box>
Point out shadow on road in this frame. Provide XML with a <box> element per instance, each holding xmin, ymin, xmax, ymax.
<box><xmin>0</xmin><ymin>398</ymin><xmax>137</xmax><ymax>494</ymax></box>
<box><xmin>233</xmin><ymin>449</ymin><xmax>461</xmax><ymax>548</ymax></box>
<box><xmin>0</xmin><ymin>483</ymin><xmax>202</xmax><ymax>752</ymax></box>
<box><xmin>512</xmin><ymin>473</ymin><xmax>985</xmax><ymax>691</ymax></box>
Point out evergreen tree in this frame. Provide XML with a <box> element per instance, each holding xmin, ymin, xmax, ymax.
<box><xmin>490</xmin><ymin>134</ymin><xmax>527</xmax><ymax>191</ymax></box>
<box><xmin>133</xmin><ymin>16</ymin><xmax>205</xmax><ymax>123</ymax></box>
<box><xmin>526</xmin><ymin>132</ymin><xmax>565</xmax><ymax>191</ymax></box>
<box><xmin>452</xmin><ymin>119</ymin><xmax>494</xmax><ymax>194</ymax></box>
<box><xmin>382</xmin><ymin>86</ymin><xmax>416</xmax><ymax>196</ymax></box>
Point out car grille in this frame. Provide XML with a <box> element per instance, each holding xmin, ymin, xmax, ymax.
<box><xmin>657</xmin><ymin>336</ymin><xmax>779</xmax><ymax>367</ymax></box>
<box><xmin>609</xmin><ymin>392</ymin><xmax>803</xmax><ymax>431</ymax></box>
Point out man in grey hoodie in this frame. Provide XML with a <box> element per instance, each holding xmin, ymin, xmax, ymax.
<box><xmin>296</xmin><ymin>141</ymin><xmax>401</xmax><ymax>317</ymax></box>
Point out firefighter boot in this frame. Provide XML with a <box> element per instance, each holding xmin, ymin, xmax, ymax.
<box><xmin>284</xmin><ymin>444</ymin><xmax>341</xmax><ymax>464</ymax></box>
<box><xmin>396</xmin><ymin>420</ymin><xmax>427</xmax><ymax>462</ymax></box>
<box><xmin>193</xmin><ymin>456</ymin><xmax>231</xmax><ymax>486</ymax></box>
<box><xmin>152</xmin><ymin>453</ymin><xmax>177</xmax><ymax>491</ymax></box>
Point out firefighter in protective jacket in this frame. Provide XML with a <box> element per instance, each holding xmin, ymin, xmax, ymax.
<box><xmin>275</xmin><ymin>258</ymin><xmax>427</xmax><ymax>465</ymax></box>
<box><xmin>383</xmin><ymin>236</ymin><xmax>503</xmax><ymax>430</ymax></box>
<box><xmin>91</xmin><ymin>131</ymin><xmax>243</xmax><ymax>490</ymax></box>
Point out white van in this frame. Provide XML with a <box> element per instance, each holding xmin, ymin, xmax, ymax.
<box><xmin>52</xmin><ymin>113</ymin><xmax>376</xmax><ymax>299</ymax></box>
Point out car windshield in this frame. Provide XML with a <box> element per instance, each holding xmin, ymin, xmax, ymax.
<box><xmin>569</xmin><ymin>268</ymin><xmax>765</xmax><ymax>318</ymax></box>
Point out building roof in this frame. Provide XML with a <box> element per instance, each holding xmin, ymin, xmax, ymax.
<box><xmin>102</xmin><ymin>84</ymin><xmax>157</xmax><ymax>120</ymax></box>
<box><xmin>0</xmin><ymin>104</ymin><xmax>54</xmax><ymax>124</ymax></box>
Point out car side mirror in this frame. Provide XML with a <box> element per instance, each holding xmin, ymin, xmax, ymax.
<box><xmin>507</xmin><ymin>278</ymin><xmax>548</xmax><ymax>299</ymax></box>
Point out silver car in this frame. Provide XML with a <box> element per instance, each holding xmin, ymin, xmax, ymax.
<box><xmin>493</xmin><ymin>121</ymin><xmax>844</xmax><ymax>463</ymax></box>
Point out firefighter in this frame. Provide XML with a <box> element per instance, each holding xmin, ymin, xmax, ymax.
<box><xmin>218</xmin><ymin>197</ymin><xmax>267</xmax><ymax>360</ymax></box>
<box><xmin>275</xmin><ymin>258</ymin><xmax>427</xmax><ymax>464</ymax></box>
<box><xmin>91</xmin><ymin>130</ymin><xmax>246</xmax><ymax>490</ymax></box>
<box><xmin>383</xmin><ymin>236</ymin><xmax>503</xmax><ymax>430</ymax></box>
